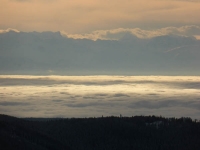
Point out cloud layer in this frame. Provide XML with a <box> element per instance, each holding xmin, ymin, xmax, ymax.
<box><xmin>1</xmin><ymin>25</ymin><xmax>200</xmax><ymax>41</ymax></box>
<box><xmin>0</xmin><ymin>28</ymin><xmax>20</xmax><ymax>33</ymax></box>
<box><xmin>1</xmin><ymin>75</ymin><xmax>200</xmax><ymax>119</ymax></box>
<box><xmin>61</xmin><ymin>25</ymin><xmax>200</xmax><ymax>40</ymax></box>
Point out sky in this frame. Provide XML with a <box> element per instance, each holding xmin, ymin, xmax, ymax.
<box><xmin>1</xmin><ymin>0</ymin><xmax>200</xmax><ymax>75</ymax></box>
<box><xmin>1</xmin><ymin>1</ymin><xmax>200</xmax><ymax>118</ymax></box>
<box><xmin>1</xmin><ymin>0</ymin><xmax>200</xmax><ymax>34</ymax></box>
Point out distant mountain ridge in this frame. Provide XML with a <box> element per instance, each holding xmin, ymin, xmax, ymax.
<box><xmin>0</xmin><ymin>30</ymin><xmax>200</xmax><ymax>75</ymax></box>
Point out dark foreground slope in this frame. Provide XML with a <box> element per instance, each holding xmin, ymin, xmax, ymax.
<box><xmin>0</xmin><ymin>114</ymin><xmax>200</xmax><ymax>150</ymax></box>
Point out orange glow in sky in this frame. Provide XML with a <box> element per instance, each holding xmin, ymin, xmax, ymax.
<box><xmin>1</xmin><ymin>0</ymin><xmax>200</xmax><ymax>33</ymax></box>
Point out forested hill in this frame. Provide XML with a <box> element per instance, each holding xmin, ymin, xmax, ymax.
<box><xmin>0</xmin><ymin>114</ymin><xmax>200</xmax><ymax>150</ymax></box>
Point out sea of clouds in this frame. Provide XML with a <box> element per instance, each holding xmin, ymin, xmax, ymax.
<box><xmin>0</xmin><ymin>75</ymin><xmax>200</xmax><ymax>119</ymax></box>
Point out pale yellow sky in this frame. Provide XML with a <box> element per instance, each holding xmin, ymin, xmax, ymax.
<box><xmin>1</xmin><ymin>0</ymin><xmax>200</xmax><ymax>33</ymax></box>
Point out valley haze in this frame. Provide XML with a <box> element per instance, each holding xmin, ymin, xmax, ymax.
<box><xmin>0</xmin><ymin>75</ymin><xmax>200</xmax><ymax>119</ymax></box>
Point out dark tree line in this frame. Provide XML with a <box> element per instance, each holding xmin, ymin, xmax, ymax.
<box><xmin>0</xmin><ymin>114</ymin><xmax>200</xmax><ymax>150</ymax></box>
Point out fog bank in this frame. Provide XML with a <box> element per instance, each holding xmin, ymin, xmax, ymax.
<box><xmin>0</xmin><ymin>76</ymin><xmax>200</xmax><ymax>119</ymax></box>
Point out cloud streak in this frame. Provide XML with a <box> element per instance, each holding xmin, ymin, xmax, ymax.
<box><xmin>0</xmin><ymin>28</ymin><xmax>20</xmax><ymax>33</ymax></box>
<box><xmin>61</xmin><ymin>25</ymin><xmax>200</xmax><ymax>40</ymax></box>
<box><xmin>1</xmin><ymin>25</ymin><xmax>200</xmax><ymax>41</ymax></box>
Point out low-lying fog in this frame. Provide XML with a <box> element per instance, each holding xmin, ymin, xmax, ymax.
<box><xmin>0</xmin><ymin>75</ymin><xmax>200</xmax><ymax>119</ymax></box>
